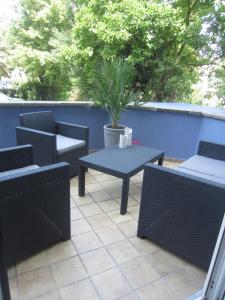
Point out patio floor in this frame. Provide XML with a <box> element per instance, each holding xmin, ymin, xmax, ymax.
<box><xmin>8</xmin><ymin>161</ymin><xmax>206</xmax><ymax>300</ymax></box>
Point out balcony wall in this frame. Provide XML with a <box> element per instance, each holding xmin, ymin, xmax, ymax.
<box><xmin>0</xmin><ymin>101</ymin><xmax>225</xmax><ymax>160</ymax></box>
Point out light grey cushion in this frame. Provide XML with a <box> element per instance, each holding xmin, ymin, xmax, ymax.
<box><xmin>177</xmin><ymin>154</ymin><xmax>225</xmax><ymax>184</ymax></box>
<box><xmin>56</xmin><ymin>134</ymin><xmax>85</xmax><ymax>154</ymax></box>
<box><xmin>0</xmin><ymin>165</ymin><xmax>39</xmax><ymax>178</ymax></box>
<box><xmin>176</xmin><ymin>166</ymin><xmax>225</xmax><ymax>185</ymax></box>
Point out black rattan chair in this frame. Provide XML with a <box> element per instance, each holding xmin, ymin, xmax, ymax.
<box><xmin>0</xmin><ymin>222</ymin><xmax>11</xmax><ymax>300</ymax></box>
<box><xmin>0</xmin><ymin>145</ymin><xmax>70</xmax><ymax>268</ymax></box>
<box><xmin>16</xmin><ymin>111</ymin><xmax>89</xmax><ymax>177</ymax></box>
<box><xmin>137</xmin><ymin>140</ymin><xmax>225</xmax><ymax>270</ymax></box>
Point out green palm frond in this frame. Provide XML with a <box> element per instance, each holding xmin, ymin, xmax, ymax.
<box><xmin>90</xmin><ymin>58</ymin><xmax>140</xmax><ymax>128</ymax></box>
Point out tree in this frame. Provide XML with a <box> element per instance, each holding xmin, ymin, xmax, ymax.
<box><xmin>8</xmin><ymin>0</ymin><xmax>77</xmax><ymax>100</ymax></box>
<box><xmin>0</xmin><ymin>29</ymin><xmax>11</xmax><ymax>78</ymax></box>
<box><xmin>72</xmin><ymin>0</ymin><xmax>215</xmax><ymax>102</ymax></box>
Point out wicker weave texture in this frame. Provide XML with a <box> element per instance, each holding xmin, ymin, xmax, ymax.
<box><xmin>138</xmin><ymin>163</ymin><xmax>225</xmax><ymax>270</ymax></box>
<box><xmin>17</xmin><ymin>111</ymin><xmax>89</xmax><ymax>177</ymax></box>
<box><xmin>0</xmin><ymin>159</ymin><xmax>70</xmax><ymax>267</ymax></box>
<box><xmin>198</xmin><ymin>140</ymin><xmax>225</xmax><ymax>161</ymax></box>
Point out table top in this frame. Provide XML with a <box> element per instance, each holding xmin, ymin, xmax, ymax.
<box><xmin>79</xmin><ymin>145</ymin><xmax>164</xmax><ymax>176</ymax></box>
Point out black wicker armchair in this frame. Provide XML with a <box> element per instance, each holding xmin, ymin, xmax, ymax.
<box><xmin>16</xmin><ymin>111</ymin><xmax>89</xmax><ymax>177</ymax></box>
<box><xmin>0</xmin><ymin>222</ymin><xmax>10</xmax><ymax>300</ymax></box>
<box><xmin>0</xmin><ymin>145</ymin><xmax>70</xmax><ymax>268</ymax></box>
<box><xmin>137</xmin><ymin>140</ymin><xmax>225</xmax><ymax>270</ymax></box>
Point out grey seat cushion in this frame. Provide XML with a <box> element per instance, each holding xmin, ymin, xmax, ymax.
<box><xmin>177</xmin><ymin>154</ymin><xmax>225</xmax><ymax>184</ymax></box>
<box><xmin>0</xmin><ymin>165</ymin><xmax>39</xmax><ymax>178</ymax></box>
<box><xmin>56</xmin><ymin>134</ymin><xmax>85</xmax><ymax>155</ymax></box>
<box><xmin>176</xmin><ymin>166</ymin><xmax>225</xmax><ymax>185</ymax></box>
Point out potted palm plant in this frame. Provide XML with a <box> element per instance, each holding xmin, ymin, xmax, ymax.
<box><xmin>90</xmin><ymin>58</ymin><xmax>139</xmax><ymax>147</ymax></box>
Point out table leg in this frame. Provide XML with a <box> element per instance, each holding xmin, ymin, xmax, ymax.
<box><xmin>78</xmin><ymin>165</ymin><xmax>85</xmax><ymax>196</ymax></box>
<box><xmin>120</xmin><ymin>176</ymin><xmax>130</xmax><ymax>215</ymax></box>
<box><xmin>158</xmin><ymin>155</ymin><xmax>164</xmax><ymax>166</ymax></box>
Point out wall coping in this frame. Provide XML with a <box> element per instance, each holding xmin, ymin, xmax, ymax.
<box><xmin>0</xmin><ymin>99</ymin><xmax>225</xmax><ymax>121</ymax></box>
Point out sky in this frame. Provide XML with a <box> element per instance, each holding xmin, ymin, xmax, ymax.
<box><xmin>0</xmin><ymin>0</ymin><xmax>18</xmax><ymax>27</ymax></box>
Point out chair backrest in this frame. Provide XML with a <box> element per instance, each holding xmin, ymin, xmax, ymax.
<box><xmin>19</xmin><ymin>111</ymin><xmax>56</xmax><ymax>133</ymax></box>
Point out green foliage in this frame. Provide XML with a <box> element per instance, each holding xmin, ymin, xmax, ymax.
<box><xmin>5</xmin><ymin>0</ymin><xmax>222</xmax><ymax>103</ymax></box>
<box><xmin>8</xmin><ymin>0</ymin><xmax>76</xmax><ymax>100</ymax></box>
<box><xmin>88</xmin><ymin>59</ymin><xmax>139</xmax><ymax>128</ymax></box>
<box><xmin>215</xmin><ymin>63</ymin><xmax>225</xmax><ymax>108</ymax></box>
<box><xmin>0</xmin><ymin>30</ymin><xmax>11</xmax><ymax>77</ymax></box>
<box><xmin>72</xmin><ymin>0</ymin><xmax>213</xmax><ymax>102</ymax></box>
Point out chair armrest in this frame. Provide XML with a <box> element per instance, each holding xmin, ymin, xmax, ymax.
<box><xmin>0</xmin><ymin>162</ymin><xmax>71</xmax><ymax>266</ymax></box>
<box><xmin>16</xmin><ymin>126</ymin><xmax>57</xmax><ymax>166</ymax></box>
<box><xmin>0</xmin><ymin>223</ymin><xmax>11</xmax><ymax>300</ymax></box>
<box><xmin>56</xmin><ymin>121</ymin><xmax>89</xmax><ymax>148</ymax></box>
<box><xmin>197</xmin><ymin>140</ymin><xmax>225</xmax><ymax>161</ymax></box>
<box><xmin>138</xmin><ymin>163</ymin><xmax>225</xmax><ymax>270</ymax></box>
<box><xmin>0</xmin><ymin>144</ymin><xmax>33</xmax><ymax>172</ymax></box>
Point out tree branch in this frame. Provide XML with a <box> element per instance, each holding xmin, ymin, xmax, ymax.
<box><xmin>177</xmin><ymin>0</ymin><xmax>200</xmax><ymax>57</ymax></box>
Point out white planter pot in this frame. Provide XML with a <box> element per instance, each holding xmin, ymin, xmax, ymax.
<box><xmin>104</xmin><ymin>124</ymin><xmax>125</xmax><ymax>148</ymax></box>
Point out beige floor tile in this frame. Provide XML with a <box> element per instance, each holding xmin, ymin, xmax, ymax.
<box><xmin>72</xmin><ymin>231</ymin><xmax>102</xmax><ymax>253</ymax></box>
<box><xmin>70</xmin><ymin>177</ymin><xmax>78</xmax><ymax>187</ymax></box>
<box><xmin>71</xmin><ymin>207</ymin><xmax>83</xmax><ymax>220</ymax></box>
<box><xmin>107</xmin><ymin>210</ymin><xmax>133</xmax><ymax>224</ymax></box>
<box><xmin>164</xmin><ymin>161</ymin><xmax>179</xmax><ymax>168</ymax></box>
<box><xmin>88</xmin><ymin>169</ymin><xmax>102</xmax><ymax>175</ymax></box>
<box><xmin>129</xmin><ymin>237</ymin><xmax>158</xmax><ymax>255</ymax></box>
<box><xmin>146</xmin><ymin>249</ymin><xmax>186</xmax><ymax>276</ymax></box>
<box><xmin>51</xmin><ymin>256</ymin><xmax>88</xmax><ymax>288</ymax></box>
<box><xmin>7</xmin><ymin>266</ymin><xmax>16</xmax><ymax>278</ymax></box>
<box><xmin>86</xmin><ymin>183</ymin><xmax>103</xmax><ymax>193</ymax></box>
<box><xmin>107</xmin><ymin>186</ymin><xmax>122</xmax><ymax>198</ymax></box>
<box><xmin>9</xmin><ymin>277</ymin><xmax>18</xmax><ymax>300</ymax></box>
<box><xmin>46</xmin><ymin>240</ymin><xmax>77</xmax><ymax>264</ymax></box>
<box><xmin>70</xmin><ymin>187</ymin><xmax>78</xmax><ymax>198</ymax></box>
<box><xmin>114</xmin><ymin>196</ymin><xmax>138</xmax><ymax>208</ymax></box>
<box><xmin>60</xmin><ymin>278</ymin><xmax>99</xmax><ymax>300</ymax></box>
<box><xmin>98</xmin><ymin>199</ymin><xmax>120</xmax><ymax>212</ymax></box>
<box><xmin>113</xmin><ymin>178</ymin><xmax>123</xmax><ymax>186</ymax></box>
<box><xmin>70</xmin><ymin>198</ymin><xmax>76</xmax><ymax>208</ymax></box>
<box><xmin>130</xmin><ymin>194</ymin><xmax>141</xmax><ymax>202</ymax></box>
<box><xmin>164</xmin><ymin>268</ymin><xmax>203</xmax><ymax>299</ymax></box>
<box><xmin>16</xmin><ymin>252</ymin><xmax>48</xmax><ymax>275</ymax></box>
<box><xmin>120</xmin><ymin>292</ymin><xmax>141</xmax><ymax>300</ymax></box>
<box><xmin>71</xmin><ymin>219</ymin><xmax>92</xmax><ymax>235</ymax></box>
<box><xmin>9</xmin><ymin>168</ymin><xmax>204</xmax><ymax>299</ymax></box>
<box><xmin>127</xmin><ymin>196</ymin><xmax>139</xmax><ymax>207</ymax></box>
<box><xmin>184</xmin><ymin>264</ymin><xmax>206</xmax><ymax>283</ymax></box>
<box><xmin>129</xmin><ymin>184</ymin><xmax>141</xmax><ymax>195</ymax></box>
<box><xmin>36</xmin><ymin>291</ymin><xmax>61</xmax><ymax>300</ymax></box>
<box><xmin>73</xmin><ymin>194</ymin><xmax>94</xmax><ymax>206</ymax></box>
<box><xmin>99</xmin><ymin>180</ymin><xmax>119</xmax><ymax>189</ymax></box>
<box><xmin>87</xmin><ymin>213</ymin><xmax>114</xmax><ymax>229</ymax></box>
<box><xmin>80</xmin><ymin>203</ymin><xmax>103</xmax><ymax>217</ymax></box>
<box><xmin>120</xmin><ymin>256</ymin><xmax>160</xmax><ymax>289</ymax></box>
<box><xmin>135</xmin><ymin>183</ymin><xmax>142</xmax><ymax>189</ymax></box>
<box><xmin>128</xmin><ymin>205</ymin><xmax>140</xmax><ymax>219</ymax></box>
<box><xmin>95</xmin><ymin>173</ymin><xmax>115</xmax><ymax>182</ymax></box>
<box><xmin>91</xmin><ymin>190</ymin><xmax>111</xmax><ymax>202</ymax></box>
<box><xmin>17</xmin><ymin>266</ymin><xmax>56</xmax><ymax>300</ymax></box>
<box><xmin>118</xmin><ymin>220</ymin><xmax>138</xmax><ymax>238</ymax></box>
<box><xmin>95</xmin><ymin>225</ymin><xmax>125</xmax><ymax>245</ymax></box>
<box><xmin>137</xmin><ymin>277</ymin><xmax>180</xmax><ymax>300</ymax></box>
<box><xmin>130</xmin><ymin>176</ymin><xmax>143</xmax><ymax>184</ymax></box>
<box><xmin>106</xmin><ymin>240</ymin><xmax>140</xmax><ymax>264</ymax></box>
<box><xmin>92</xmin><ymin>267</ymin><xmax>132</xmax><ymax>300</ymax></box>
<box><xmin>85</xmin><ymin>175</ymin><xmax>97</xmax><ymax>184</ymax></box>
<box><xmin>81</xmin><ymin>247</ymin><xmax>115</xmax><ymax>275</ymax></box>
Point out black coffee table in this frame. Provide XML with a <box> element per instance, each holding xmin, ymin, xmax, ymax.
<box><xmin>78</xmin><ymin>145</ymin><xmax>164</xmax><ymax>214</ymax></box>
